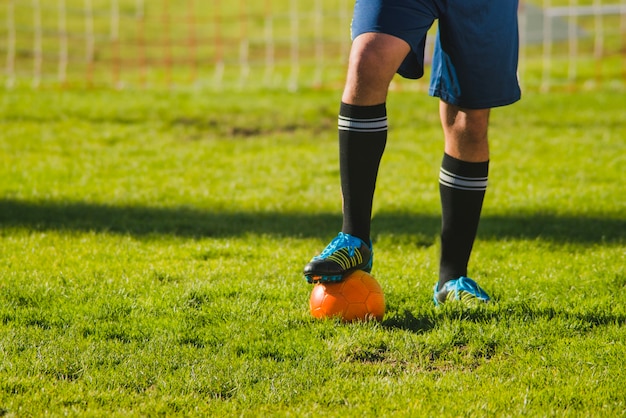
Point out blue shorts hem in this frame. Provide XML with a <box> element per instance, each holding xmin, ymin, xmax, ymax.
<box><xmin>429</xmin><ymin>88</ymin><xmax>522</xmax><ymax>109</ymax></box>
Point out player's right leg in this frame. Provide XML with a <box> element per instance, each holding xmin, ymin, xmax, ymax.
<box><xmin>303</xmin><ymin>33</ymin><xmax>409</xmax><ymax>284</ymax></box>
<box><xmin>304</xmin><ymin>0</ymin><xmax>436</xmax><ymax>284</ymax></box>
<box><xmin>342</xmin><ymin>32</ymin><xmax>411</xmax><ymax>105</ymax></box>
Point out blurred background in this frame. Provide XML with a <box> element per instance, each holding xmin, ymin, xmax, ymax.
<box><xmin>1</xmin><ymin>0</ymin><xmax>624</xmax><ymax>92</ymax></box>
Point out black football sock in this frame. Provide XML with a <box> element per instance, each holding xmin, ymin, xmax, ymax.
<box><xmin>438</xmin><ymin>153</ymin><xmax>489</xmax><ymax>290</ymax></box>
<box><xmin>338</xmin><ymin>102</ymin><xmax>387</xmax><ymax>243</ymax></box>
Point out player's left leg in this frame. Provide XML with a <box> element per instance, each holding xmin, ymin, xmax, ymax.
<box><xmin>434</xmin><ymin>103</ymin><xmax>492</xmax><ymax>305</ymax></box>
<box><xmin>430</xmin><ymin>0</ymin><xmax>521</xmax><ymax>304</ymax></box>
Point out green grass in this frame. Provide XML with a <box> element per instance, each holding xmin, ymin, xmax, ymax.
<box><xmin>1</xmin><ymin>87</ymin><xmax>625</xmax><ymax>416</ymax></box>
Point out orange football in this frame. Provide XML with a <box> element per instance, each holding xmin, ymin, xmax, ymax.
<box><xmin>309</xmin><ymin>270</ymin><xmax>385</xmax><ymax>322</ymax></box>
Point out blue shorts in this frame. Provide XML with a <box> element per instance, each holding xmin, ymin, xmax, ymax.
<box><xmin>351</xmin><ymin>0</ymin><xmax>521</xmax><ymax>108</ymax></box>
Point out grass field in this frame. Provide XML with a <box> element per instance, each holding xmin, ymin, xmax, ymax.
<box><xmin>0</xmin><ymin>86</ymin><xmax>625</xmax><ymax>416</ymax></box>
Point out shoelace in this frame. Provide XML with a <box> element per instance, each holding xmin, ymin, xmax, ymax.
<box><xmin>318</xmin><ymin>233</ymin><xmax>359</xmax><ymax>258</ymax></box>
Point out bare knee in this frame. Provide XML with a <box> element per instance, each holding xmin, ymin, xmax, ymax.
<box><xmin>343</xmin><ymin>33</ymin><xmax>410</xmax><ymax>105</ymax></box>
<box><xmin>343</xmin><ymin>41</ymin><xmax>395</xmax><ymax>104</ymax></box>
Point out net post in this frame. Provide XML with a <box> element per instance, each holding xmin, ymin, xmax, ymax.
<box><xmin>33</xmin><ymin>0</ymin><xmax>42</xmax><ymax>88</ymax></box>
<box><xmin>111</xmin><ymin>0</ymin><xmax>122</xmax><ymax>89</ymax></box>
<box><xmin>621</xmin><ymin>0</ymin><xmax>626</xmax><ymax>85</ymax></box>
<box><xmin>213</xmin><ymin>0</ymin><xmax>224</xmax><ymax>90</ymax></box>
<box><xmin>288</xmin><ymin>0</ymin><xmax>299</xmax><ymax>92</ymax></box>
<box><xmin>313</xmin><ymin>0</ymin><xmax>324</xmax><ymax>88</ymax></box>
<box><xmin>187</xmin><ymin>0</ymin><xmax>198</xmax><ymax>86</ymax></box>
<box><xmin>592</xmin><ymin>0</ymin><xmax>604</xmax><ymax>88</ymax></box>
<box><xmin>567</xmin><ymin>0</ymin><xmax>578</xmax><ymax>88</ymax></box>
<box><xmin>84</xmin><ymin>0</ymin><xmax>95</xmax><ymax>87</ymax></box>
<box><xmin>238</xmin><ymin>0</ymin><xmax>250</xmax><ymax>90</ymax></box>
<box><xmin>263</xmin><ymin>0</ymin><xmax>275</xmax><ymax>88</ymax></box>
<box><xmin>540</xmin><ymin>0</ymin><xmax>552</xmax><ymax>93</ymax></box>
<box><xmin>5</xmin><ymin>0</ymin><xmax>16</xmax><ymax>88</ymax></box>
<box><xmin>161</xmin><ymin>0</ymin><xmax>172</xmax><ymax>88</ymax></box>
<box><xmin>58</xmin><ymin>0</ymin><xmax>68</xmax><ymax>86</ymax></box>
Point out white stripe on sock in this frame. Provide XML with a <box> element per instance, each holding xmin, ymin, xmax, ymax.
<box><xmin>338</xmin><ymin>115</ymin><xmax>388</xmax><ymax>132</ymax></box>
<box><xmin>439</xmin><ymin>168</ymin><xmax>488</xmax><ymax>191</ymax></box>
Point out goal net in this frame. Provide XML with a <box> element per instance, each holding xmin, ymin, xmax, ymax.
<box><xmin>1</xmin><ymin>0</ymin><xmax>624</xmax><ymax>91</ymax></box>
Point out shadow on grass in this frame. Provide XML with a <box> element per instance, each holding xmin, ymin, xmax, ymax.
<box><xmin>383</xmin><ymin>302</ymin><xmax>626</xmax><ymax>334</ymax></box>
<box><xmin>383</xmin><ymin>309</ymin><xmax>436</xmax><ymax>333</ymax></box>
<box><xmin>0</xmin><ymin>198</ymin><xmax>623</xmax><ymax>244</ymax></box>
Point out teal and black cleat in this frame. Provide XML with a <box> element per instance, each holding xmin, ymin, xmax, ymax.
<box><xmin>304</xmin><ymin>232</ymin><xmax>373</xmax><ymax>284</ymax></box>
<box><xmin>433</xmin><ymin>276</ymin><xmax>491</xmax><ymax>306</ymax></box>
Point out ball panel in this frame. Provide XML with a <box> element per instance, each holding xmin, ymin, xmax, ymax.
<box><xmin>339</xmin><ymin>278</ymin><xmax>370</xmax><ymax>303</ymax></box>
<box><xmin>309</xmin><ymin>283</ymin><xmax>327</xmax><ymax>308</ymax></box>
<box><xmin>361</xmin><ymin>274</ymin><xmax>383</xmax><ymax>293</ymax></box>
<box><xmin>322</xmin><ymin>293</ymin><xmax>350</xmax><ymax>318</ymax></box>
<box><xmin>364</xmin><ymin>292</ymin><xmax>385</xmax><ymax>321</ymax></box>
<box><xmin>343</xmin><ymin>302</ymin><xmax>368</xmax><ymax>322</ymax></box>
<box><xmin>309</xmin><ymin>284</ymin><xmax>331</xmax><ymax>319</ymax></box>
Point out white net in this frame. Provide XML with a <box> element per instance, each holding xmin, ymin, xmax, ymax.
<box><xmin>1</xmin><ymin>0</ymin><xmax>624</xmax><ymax>91</ymax></box>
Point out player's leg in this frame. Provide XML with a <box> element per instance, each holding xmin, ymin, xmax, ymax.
<box><xmin>303</xmin><ymin>0</ymin><xmax>436</xmax><ymax>283</ymax></box>
<box><xmin>434</xmin><ymin>103</ymin><xmax>492</xmax><ymax>304</ymax></box>
<box><xmin>303</xmin><ymin>33</ymin><xmax>410</xmax><ymax>284</ymax></box>
<box><xmin>339</xmin><ymin>32</ymin><xmax>410</xmax><ymax>242</ymax></box>
<box><xmin>440</xmin><ymin>104</ymin><xmax>490</xmax><ymax>163</ymax></box>
<box><xmin>430</xmin><ymin>0</ymin><xmax>520</xmax><ymax>304</ymax></box>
